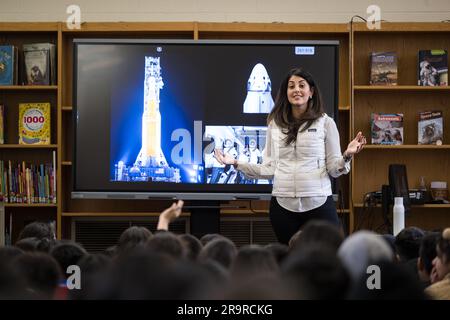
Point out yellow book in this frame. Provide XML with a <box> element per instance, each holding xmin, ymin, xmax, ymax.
<box><xmin>18</xmin><ymin>102</ymin><xmax>50</xmax><ymax>144</ymax></box>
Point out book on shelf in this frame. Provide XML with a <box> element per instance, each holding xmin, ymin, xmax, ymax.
<box><xmin>418</xmin><ymin>110</ymin><xmax>443</xmax><ymax>145</ymax></box>
<box><xmin>0</xmin><ymin>196</ymin><xmax>4</xmax><ymax>246</ymax></box>
<box><xmin>369</xmin><ymin>51</ymin><xmax>397</xmax><ymax>85</ymax></box>
<box><xmin>23</xmin><ymin>43</ymin><xmax>56</xmax><ymax>85</ymax></box>
<box><xmin>418</xmin><ymin>50</ymin><xmax>448</xmax><ymax>86</ymax></box>
<box><xmin>0</xmin><ymin>45</ymin><xmax>18</xmax><ymax>85</ymax></box>
<box><xmin>371</xmin><ymin>113</ymin><xmax>404</xmax><ymax>145</ymax></box>
<box><xmin>18</xmin><ymin>102</ymin><xmax>51</xmax><ymax>145</ymax></box>
<box><xmin>0</xmin><ymin>153</ymin><xmax>56</xmax><ymax>204</ymax></box>
<box><xmin>0</xmin><ymin>104</ymin><xmax>4</xmax><ymax>144</ymax></box>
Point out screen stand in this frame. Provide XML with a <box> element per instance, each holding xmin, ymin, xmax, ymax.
<box><xmin>188</xmin><ymin>200</ymin><xmax>220</xmax><ymax>239</ymax></box>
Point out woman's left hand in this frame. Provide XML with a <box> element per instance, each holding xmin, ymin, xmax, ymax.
<box><xmin>345</xmin><ymin>131</ymin><xmax>366</xmax><ymax>156</ymax></box>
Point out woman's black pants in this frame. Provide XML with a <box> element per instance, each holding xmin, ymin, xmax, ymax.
<box><xmin>269</xmin><ymin>196</ymin><xmax>340</xmax><ymax>245</ymax></box>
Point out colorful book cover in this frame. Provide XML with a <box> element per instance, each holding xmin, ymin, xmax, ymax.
<box><xmin>371</xmin><ymin>113</ymin><xmax>404</xmax><ymax>145</ymax></box>
<box><xmin>418</xmin><ymin>50</ymin><xmax>448</xmax><ymax>86</ymax></box>
<box><xmin>18</xmin><ymin>103</ymin><xmax>51</xmax><ymax>145</ymax></box>
<box><xmin>0</xmin><ymin>45</ymin><xmax>18</xmax><ymax>85</ymax></box>
<box><xmin>370</xmin><ymin>51</ymin><xmax>398</xmax><ymax>85</ymax></box>
<box><xmin>418</xmin><ymin>110</ymin><xmax>443</xmax><ymax>145</ymax></box>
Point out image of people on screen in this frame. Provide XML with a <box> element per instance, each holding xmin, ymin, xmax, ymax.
<box><xmin>204</xmin><ymin>126</ymin><xmax>268</xmax><ymax>184</ymax></box>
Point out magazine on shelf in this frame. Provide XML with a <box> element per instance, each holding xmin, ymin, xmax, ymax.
<box><xmin>418</xmin><ymin>110</ymin><xmax>443</xmax><ymax>145</ymax></box>
<box><xmin>370</xmin><ymin>51</ymin><xmax>398</xmax><ymax>85</ymax></box>
<box><xmin>418</xmin><ymin>50</ymin><xmax>448</xmax><ymax>86</ymax></box>
<box><xmin>371</xmin><ymin>113</ymin><xmax>404</xmax><ymax>145</ymax></box>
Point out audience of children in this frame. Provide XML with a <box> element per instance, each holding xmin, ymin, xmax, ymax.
<box><xmin>1</xmin><ymin>199</ymin><xmax>449</xmax><ymax>300</ymax></box>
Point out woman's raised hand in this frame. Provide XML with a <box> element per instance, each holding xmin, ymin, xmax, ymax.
<box><xmin>345</xmin><ymin>131</ymin><xmax>366</xmax><ymax>156</ymax></box>
<box><xmin>214</xmin><ymin>149</ymin><xmax>236</xmax><ymax>165</ymax></box>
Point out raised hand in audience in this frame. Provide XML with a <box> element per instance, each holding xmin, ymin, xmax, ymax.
<box><xmin>157</xmin><ymin>200</ymin><xmax>184</xmax><ymax>231</ymax></box>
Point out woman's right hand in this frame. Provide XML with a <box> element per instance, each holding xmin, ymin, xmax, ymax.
<box><xmin>214</xmin><ymin>149</ymin><xmax>236</xmax><ymax>166</ymax></box>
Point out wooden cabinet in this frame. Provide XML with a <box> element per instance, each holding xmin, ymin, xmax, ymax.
<box><xmin>350</xmin><ymin>22</ymin><xmax>450</xmax><ymax>233</ymax></box>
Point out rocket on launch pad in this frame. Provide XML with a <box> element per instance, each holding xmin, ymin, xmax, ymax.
<box><xmin>135</xmin><ymin>57</ymin><xmax>168</xmax><ymax>167</ymax></box>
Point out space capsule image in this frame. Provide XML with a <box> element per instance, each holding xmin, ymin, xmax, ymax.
<box><xmin>243</xmin><ymin>63</ymin><xmax>275</xmax><ymax>113</ymax></box>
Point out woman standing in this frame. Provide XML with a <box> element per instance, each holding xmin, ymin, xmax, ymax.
<box><xmin>215</xmin><ymin>68</ymin><xmax>366</xmax><ymax>244</ymax></box>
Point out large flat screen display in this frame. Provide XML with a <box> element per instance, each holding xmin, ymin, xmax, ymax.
<box><xmin>73</xmin><ymin>39</ymin><xmax>339</xmax><ymax>200</ymax></box>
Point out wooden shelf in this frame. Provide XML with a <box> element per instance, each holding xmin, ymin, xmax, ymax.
<box><xmin>61</xmin><ymin>22</ymin><xmax>195</xmax><ymax>32</ymax></box>
<box><xmin>0</xmin><ymin>144</ymin><xmax>58</xmax><ymax>149</ymax></box>
<box><xmin>62</xmin><ymin>161</ymin><xmax>72</xmax><ymax>166</ymax></box>
<box><xmin>197</xmin><ymin>22</ymin><xmax>349</xmax><ymax>34</ymax></box>
<box><xmin>354</xmin><ymin>203</ymin><xmax>450</xmax><ymax>209</ymax></box>
<box><xmin>351</xmin><ymin>22</ymin><xmax>450</xmax><ymax>33</ymax></box>
<box><xmin>5</xmin><ymin>203</ymin><xmax>57</xmax><ymax>207</ymax></box>
<box><xmin>58</xmin><ymin>105</ymin><xmax>354</xmax><ymax>114</ymax></box>
<box><xmin>62</xmin><ymin>211</ymin><xmax>190</xmax><ymax>217</ymax></box>
<box><xmin>0</xmin><ymin>22</ymin><xmax>59</xmax><ymax>32</ymax></box>
<box><xmin>364</xmin><ymin>145</ymin><xmax>450</xmax><ymax>150</ymax></box>
<box><xmin>220</xmin><ymin>209</ymin><xmax>269</xmax><ymax>214</ymax></box>
<box><xmin>220</xmin><ymin>208</ymin><xmax>350</xmax><ymax>214</ymax></box>
<box><xmin>0</xmin><ymin>85</ymin><xmax>58</xmax><ymax>90</ymax></box>
<box><xmin>354</xmin><ymin>85</ymin><xmax>450</xmax><ymax>91</ymax></box>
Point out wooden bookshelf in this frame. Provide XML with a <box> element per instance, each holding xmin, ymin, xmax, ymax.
<box><xmin>6</xmin><ymin>21</ymin><xmax>449</xmax><ymax>242</ymax></box>
<box><xmin>350</xmin><ymin>22</ymin><xmax>450</xmax><ymax>232</ymax></box>
<box><xmin>0</xmin><ymin>23</ymin><xmax>60</xmax><ymax>242</ymax></box>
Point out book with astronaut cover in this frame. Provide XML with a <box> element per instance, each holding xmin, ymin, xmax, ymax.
<box><xmin>18</xmin><ymin>103</ymin><xmax>51</xmax><ymax>145</ymax></box>
<box><xmin>418</xmin><ymin>50</ymin><xmax>448</xmax><ymax>86</ymax></box>
<box><xmin>371</xmin><ymin>113</ymin><xmax>404</xmax><ymax>145</ymax></box>
<box><xmin>418</xmin><ymin>110</ymin><xmax>443</xmax><ymax>145</ymax></box>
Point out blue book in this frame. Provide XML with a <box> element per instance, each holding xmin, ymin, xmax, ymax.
<box><xmin>0</xmin><ymin>45</ymin><xmax>18</xmax><ymax>85</ymax></box>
